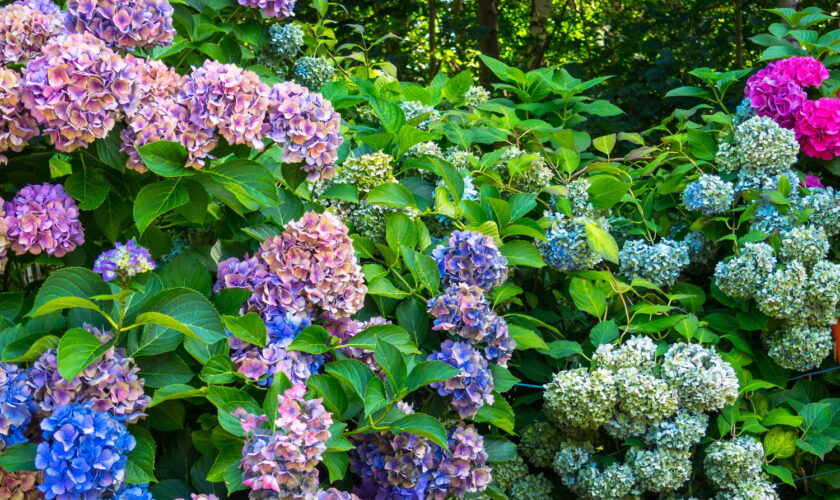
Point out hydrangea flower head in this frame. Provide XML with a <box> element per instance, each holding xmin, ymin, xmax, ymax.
<box><xmin>765</xmin><ymin>56</ymin><xmax>830</xmax><ymax>88</ymax></box>
<box><xmin>0</xmin><ymin>68</ymin><xmax>39</xmax><ymax>164</ymax></box>
<box><xmin>93</xmin><ymin>239</ymin><xmax>156</xmax><ymax>282</ymax></box>
<box><xmin>35</xmin><ymin>403</ymin><xmax>135</xmax><ymax>499</ymax></box>
<box><xmin>332</xmin><ymin>152</ymin><xmax>396</xmax><ymax>194</ymax></box>
<box><xmin>13</xmin><ymin>0</ymin><xmax>63</xmax><ymax>16</ymax></box>
<box><xmin>267</xmin><ymin>23</ymin><xmax>304</xmax><ymax>59</ymax></box>
<box><xmin>492</xmin><ymin>453</ymin><xmax>528</xmax><ymax>491</ymax></box>
<box><xmin>428</xmin><ymin>340</ymin><xmax>494</xmax><ymax>418</ymax></box>
<box><xmin>644</xmin><ymin>410</ymin><xmax>708</xmax><ymax>450</ymax></box>
<box><xmin>714</xmin><ymin>242</ymin><xmax>776</xmax><ymax>299</ymax></box>
<box><xmin>213</xmin><ymin>255</ymin><xmax>270</xmax><ymax>293</ymax></box>
<box><xmin>433</xmin><ymin>230</ymin><xmax>508</xmax><ymax>292</ymax></box>
<box><xmin>618</xmin><ymin>239</ymin><xmax>690</xmax><ymax>287</ymax></box>
<box><xmin>508</xmin><ymin>473</ymin><xmax>554</xmax><ymax>500</ymax></box>
<box><xmin>519</xmin><ymin>421</ymin><xmax>561</xmax><ymax>468</ymax></box>
<box><xmin>264</xmin><ymin>82</ymin><xmax>343</xmax><ymax>181</ymax></box>
<box><xmin>795</xmin><ymin>186</ymin><xmax>840</xmax><ymax>236</ymax></box>
<box><xmin>765</xmin><ymin>322</ymin><xmax>832</xmax><ymax>372</ymax></box>
<box><xmin>110</xmin><ymin>483</ymin><xmax>154</xmax><ymax>500</ymax></box>
<box><xmin>463</xmin><ymin>85</ymin><xmax>490</xmax><ymax>108</ymax></box>
<box><xmin>0</xmin><ymin>467</ymin><xmax>41</xmax><ymax>499</ymax></box>
<box><xmin>293</xmin><ymin>56</ymin><xmax>335</xmax><ymax>90</ymax></box>
<box><xmin>238</xmin><ymin>0</ymin><xmax>296</xmax><ymax>19</ymax></box>
<box><xmin>720</xmin><ymin>116</ymin><xmax>799</xmax><ymax>174</ymax></box>
<box><xmin>779</xmin><ymin>226</ymin><xmax>829</xmax><ymax>266</ymax></box>
<box><xmin>66</xmin><ymin>0</ymin><xmax>175</xmax><ymax>50</ymax></box>
<box><xmin>614</xmin><ymin>367</ymin><xmax>679</xmax><ymax>424</ymax></box>
<box><xmin>0</xmin><ymin>3</ymin><xmax>64</xmax><ymax>64</ymax></box>
<box><xmin>0</xmin><ymin>362</ymin><xmax>36</xmax><ymax>450</ymax></box>
<box><xmin>120</xmin><ymin>96</ymin><xmax>184</xmax><ymax>172</ymax></box>
<box><xmin>552</xmin><ymin>441</ymin><xmax>594</xmax><ymax>486</ymax></box>
<box><xmin>704</xmin><ymin>436</ymin><xmax>772</xmax><ymax>495</ymax></box>
<box><xmin>794</xmin><ymin>97</ymin><xmax>840</xmax><ymax>160</ymax></box>
<box><xmin>400</xmin><ymin>100</ymin><xmax>440</xmax><ymax>130</ymax></box>
<box><xmin>592</xmin><ymin>335</ymin><xmax>657</xmax><ymax>371</ymax></box>
<box><xmin>21</xmin><ymin>33</ymin><xmax>130</xmax><ymax>152</ymax></box>
<box><xmin>574</xmin><ymin>462</ymin><xmax>635</xmax><ymax>500</ymax></box>
<box><xmin>122</xmin><ymin>56</ymin><xmax>182</xmax><ymax>116</ymax></box>
<box><xmin>660</xmin><ymin>342</ymin><xmax>739</xmax><ymax>412</ymax></box>
<box><xmin>745</xmin><ymin>67</ymin><xmax>807</xmax><ymax>128</ymax></box>
<box><xmin>544</xmin><ymin>367</ymin><xmax>616</xmax><ymax>429</ymax></box>
<box><xmin>3</xmin><ymin>183</ymin><xmax>84</xmax><ymax>257</ymax></box>
<box><xmin>682</xmin><ymin>174</ymin><xmax>734</xmax><ymax>215</ymax></box>
<box><xmin>627</xmin><ymin>448</ymin><xmax>692</xmax><ymax>493</ymax></box>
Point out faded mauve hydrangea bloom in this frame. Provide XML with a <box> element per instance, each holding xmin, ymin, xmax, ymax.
<box><xmin>122</xmin><ymin>56</ymin><xmax>182</xmax><ymax>116</ymax></box>
<box><xmin>237</xmin><ymin>383</ymin><xmax>332</xmax><ymax>499</ymax></box>
<box><xmin>428</xmin><ymin>340</ymin><xmax>494</xmax><ymax>418</ymax></box>
<box><xmin>259</xmin><ymin>211</ymin><xmax>366</xmax><ymax>318</ymax></box>
<box><xmin>22</xmin><ymin>33</ymin><xmax>131</xmax><ymax>152</ymax></box>
<box><xmin>32</xmin><ymin>326</ymin><xmax>150</xmax><ymax>422</ymax></box>
<box><xmin>0</xmin><ymin>68</ymin><xmax>39</xmax><ymax>164</ymax></box>
<box><xmin>3</xmin><ymin>183</ymin><xmax>84</xmax><ymax>257</ymax></box>
<box><xmin>745</xmin><ymin>67</ymin><xmax>807</xmax><ymax>129</ymax></box>
<box><xmin>763</xmin><ymin>56</ymin><xmax>830</xmax><ymax>89</ymax></box>
<box><xmin>0</xmin><ymin>468</ymin><xmax>41</xmax><ymax>500</ymax></box>
<box><xmin>323</xmin><ymin>315</ymin><xmax>388</xmax><ymax>376</ymax></box>
<box><xmin>93</xmin><ymin>239</ymin><xmax>156</xmax><ymax>282</ymax></box>
<box><xmin>0</xmin><ymin>3</ymin><xmax>65</xmax><ymax>64</ymax></box>
<box><xmin>238</xmin><ymin>0</ymin><xmax>296</xmax><ymax>19</ymax></box>
<box><xmin>66</xmin><ymin>0</ymin><xmax>175</xmax><ymax>50</ymax></box>
<box><xmin>433</xmin><ymin>230</ymin><xmax>508</xmax><ymax>292</ymax></box>
<box><xmin>119</xmin><ymin>96</ymin><xmax>183</xmax><ymax>172</ymax></box>
<box><xmin>35</xmin><ymin>403</ymin><xmax>135</xmax><ymax>500</ymax></box>
<box><xmin>264</xmin><ymin>82</ymin><xmax>343</xmax><ymax>181</ymax></box>
<box><xmin>0</xmin><ymin>362</ymin><xmax>36</xmax><ymax>450</ymax></box>
<box><xmin>794</xmin><ymin>98</ymin><xmax>840</xmax><ymax>161</ymax></box>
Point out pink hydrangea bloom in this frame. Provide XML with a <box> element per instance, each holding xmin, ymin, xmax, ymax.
<box><xmin>120</xmin><ymin>96</ymin><xmax>185</xmax><ymax>172</ymax></box>
<box><xmin>238</xmin><ymin>0</ymin><xmax>296</xmax><ymax>19</ymax></box>
<box><xmin>21</xmin><ymin>33</ymin><xmax>132</xmax><ymax>152</ymax></box>
<box><xmin>0</xmin><ymin>3</ymin><xmax>65</xmax><ymax>64</ymax></box>
<box><xmin>794</xmin><ymin>98</ymin><xmax>840</xmax><ymax>160</ymax></box>
<box><xmin>766</xmin><ymin>56</ymin><xmax>830</xmax><ymax>88</ymax></box>
<box><xmin>174</xmin><ymin>496</ymin><xmax>220</xmax><ymax>500</ymax></box>
<box><xmin>0</xmin><ymin>68</ymin><xmax>39</xmax><ymax>164</ymax></box>
<box><xmin>265</xmin><ymin>82</ymin><xmax>343</xmax><ymax>181</ymax></box>
<box><xmin>122</xmin><ymin>56</ymin><xmax>182</xmax><ymax>116</ymax></box>
<box><xmin>744</xmin><ymin>67</ymin><xmax>807</xmax><ymax>129</ymax></box>
<box><xmin>259</xmin><ymin>211</ymin><xmax>366</xmax><ymax>318</ymax></box>
<box><xmin>0</xmin><ymin>199</ymin><xmax>9</xmax><ymax>273</ymax></box>
<box><xmin>66</xmin><ymin>0</ymin><xmax>175</xmax><ymax>50</ymax></box>
<box><xmin>3</xmin><ymin>183</ymin><xmax>84</xmax><ymax>257</ymax></box>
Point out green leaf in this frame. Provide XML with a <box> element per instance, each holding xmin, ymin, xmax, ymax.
<box><xmin>158</xmin><ymin>253</ymin><xmax>212</xmax><ymax>295</ymax></box>
<box><xmin>764</xmin><ymin>464</ymin><xmax>795</xmax><ymax>487</ymax></box>
<box><xmin>0</xmin><ymin>443</ymin><xmax>37</xmax><ymax>472</ymax></box>
<box><xmin>30</xmin><ymin>296</ymin><xmax>112</xmax><ymax>325</ymax></box>
<box><xmin>547</xmin><ymin>340</ymin><xmax>583</xmax><ymax>359</ymax></box>
<box><xmin>133</xmin><ymin>179</ymin><xmax>189</xmax><ymax>234</ymax></box>
<box><xmin>489</xmin><ymin>364</ymin><xmax>520</xmax><ymax>393</ymax></box>
<box><xmin>590</xmin><ymin>320</ymin><xmax>619</xmax><ymax>346</ymax></box>
<box><xmin>369</xmin><ymin>97</ymin><xmax>406</xmax><ymax>133</ymax></box>
<box><xmin>345</xmin><ymin>324</ymin><xmax>419</xmax><ymax>354</ymax></box>
<box><xmin>137</xmin><ymin>353</ymin><xmax>194</xmax><ymax>388</ymax></box>
<box><xmin>3</xmin><ymin>333</ymin><xmax>59</xmax><ymax>362</ymax></box>
<box><xmin>797</xmin><ymin>433</ymin><xmax>837</xmax><ymax>459</ymax></box>
<box><xmin>138</xmin><ymin>140</ymin><xmax>190</xmax><ymax>176</ymax></box>
<box><xmin>129</xmin><ymin>312</ymin><xmax>204</xmax><ymax>342</ymax></box>
<box><xmin>569</xmin><ymin>277</ymin><xmax>606</xmax><ymax>317</ymax></box>
<box><xmin>49</xmin><ymin>153</ymin><xmax>72</xmax><ymax>178</ymax></box>
<box><xmin>150</xmin><ymin>384</ymin><xmax>207</xmax><ymax>407</ymax></box>
<box><xmin>367</xmin><ymin>277</ymin><xmax>410</xmax><ymax>299</ymax></box>
<box><xmin>263</xmin><ymin>371</ymin><xmax>291</xmax><ymax>419</ymax></box>
<box><xmin>204</xmin><ymin>159</ymin><xmax>278</xmax><ymax>209</ymax></box>
<box><xmin>321</xmin><ymin>183</ymin><xmax>359</xmax><ymax>203</ymax></box>
<box><xmin>762</xmin><ymin>408</ymin><xmax>804</xmax><ymax>428</ymax></box>
<box><xmin>474</xmin><ymin>396</ymin><xmax>515</xmax><ymax>434</ymax></box>
<box><xmin>376</xmin><ymin>339</ymin><xmax>408</xmax><ymax>392</ymax></box>
<box><xmin>206</xmin><ymin>386</ymin><xmax>261</xmax><ymax>436</ymax></box>
<box><xmin>587</xmin><ymin>175</ymin><xmax>629</xmax><ymax>210</ymax></box>
<box><xmin>443</xmin><ymin>70</ymin><xmax>473</xmax><ymax>102</ymax></box>
<box><xmin>307</xmin><ymin>374</ymin><xmax>348</xmax><ymax>416</ymax></box>
<box><xmin>367</xmin><ymin>183</ymin><xmax>417</xmax><ymax>209</ymax></box>
<box><xmin>593</xmin><ymin>134</ymin><xmax>617</xmax><ymax>156</ymax></box>
<box><xmin>386</xmin><ymin>213</ymin><xmax>419</xmax><ymax>251</ymax></box>
<box><xmin>325</xmin><ymin>359</ymin><xmax>374</xmax><ymax>401</ymax></box>
<box><xmin>323</xmin><ymin>451</ymin><xmax>349</xmax><ymax>483</ymax></box>
<box><xmin>665</xmin><ymin>86</ymin><xmax>712</xmax><ymax>99</ymax></box>
<box><xmin>406</xmin><ymin>360</ymin><xmax>460</xmax><ymax>391</ymax></box>
<box><xmin>222</xmin><ymin>313</ymin><xmax>266</xmax><ymax>348</ymax></box>
<box><xmin>499</xmin><ymin>240</ymin><xmax>545</xmax><ymax>268</ymax></box>
<box><xmin>57</xmin><ymin>328</ymin><xmax>112</xmax><ymax>381</ymax></box>
<box><xmin>125</xmin><ymin>426</ymin><xmax>157</xmax><ymax>483</ymax></box>
<box><xmin>583</xmin><ymin>220</ymin><xmax>619</xmax><ymax>263</ymax></box>
<box><xmin>65</xmin><ymin>166</ymin><xmax>109</xmax><ymax>210</ymax></box>
<box><xmin>200</xmin><ymin>354</ymin><xmax>240</xmax><ymax>384</ymax></box>
<box><xmin>687</xmin><ymin>129</ymin><xmax>717</xmax><ymax>161</ymax></box>
<box><xmin>212</xmin><ymin>289</ymin><xmax>252</xmax><ymax>316</ymax></box>
<box><xmin>507</xmin><ymin>324</ymin><xmax>548</xmax><ymax>350</ymax></box>
<box><xmin>287</xmin><ymin>325</ymin><xmax>331</xmax><ymax>354</ymax></box>
<box><xmin>364</xmin><ymin>376</ymin><xmax>388</xmax><ymax>417</ymax></box>
<box><xmin>800</xmin><ymin>403</ymin><xmax>831</xmax><ymax>434</ymax></box>
<box><xmin>484</xmin><ymin>436</ymin><xmax>516</xmax><ymax>462</ymax></box>
<box><xmin>390</xmin><ymin>413</ymin><xmax>449</xmax><ymax>449</ymax></box>
<box><xmin>401</xmin><ymin>247</ymin><xmax>439</xmax><ymax>295</ymax></box>
<box><xmin>764</xmin><ymin>426</ymin><xmax>799</xmax><ymax>459</ymax></box>
<box><xmin>433</xmin><ymin>159</ymin><xmax>465</xmax><ymax>203</ymax></box>
<box><xmin>29</xmin><ymin>267</ymin><xmax>112</xmax><ymax>324</ymax></box>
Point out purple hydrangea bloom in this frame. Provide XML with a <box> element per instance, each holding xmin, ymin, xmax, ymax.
<box><xmin>433</xmin><ymin>230</ymin><xmax>508</xmax><ymax>292</ymax></box>
<box><xmin>428</xmin><ymin>340</ymin><xmax>494</xmax><ymax>418</ymax></box>
<box><xmin>324</xmin><ymin>315</ymin><xmax>390</xmax><ymax>377</ymax></box>
<box><xmin>31</xmin><ymin>326</ymin><xmax>149</xmax><ymax>422</ymax></box>
<box><xmin>238</xmin><ymin>0</ymin><xmax>295</xmax><ymax>19</ymax></box>
<box><xmin>66</xmin><ymin>0</ymin><xmax>175</xmax><ymax>50</ymax></box>
<box><xmin>3</xmin><ymin>183</ymin><xmax>84</xmax><ymax>257</ymax></box>
<box><xmin>0</xmin><ymin>68</ymin><xmax>40</xmax><ymax>164</ymax></box>
<box><xmin>264</xmin><ymin>82</ymin><xmax>343</xmax><ymax>181</ymax></box>
<box><xmin>35</xmin><ymin>403</ymin><xmax>135</xmax><ymax>500</ymax></box>
<box><xmin>21</xmin><ymin>33</ymin><xmax>132</xmax><ymax>152</ymax></box>
<box><xmin>0</xmin><ymin>3</ymin><xmax>65</xmax><ymax>64</ymax></box>
<box><xmin>745</xmin><ymin>67</ymin><xmax>807</xmax><ymax>129</ymax></box>
<box><xmin>0</xmin><ymin>362</ymin><xmax>36</xmax><ymax>450</ymax></box>
<box><xmin>13</xmin><ymin>0</ymin><xmax>63</xmax><ymax>15</ymax></box>
<box><xmin>119</xmin><ymin>96</ymin><xmax>183</xmax><ymax>172</ymax></box>
<box><xmin>428</xmin><ymin>284</ymin><xmax>515</xmax><ymax>366</ymax></box>
<box><xmin>237</xmin><ymin>384</ymin><xmax>333</xmax><ymax>498</ymax></box>
<box><xmin>93</xmin><ymin>239</ymin><xmax>156</xmax><ymax>282</ymax></box>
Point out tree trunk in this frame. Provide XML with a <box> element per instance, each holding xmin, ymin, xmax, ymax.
<box><xmin>734</xmin><ymin>0</ymin><xmax>743</xmax><ymax>68</ymax></box>
<box><xmin>477</xmin><ymin>0</ymin><xmax>500</xmax><ymax>85</ymax></box>
<box><xmin>527</xmin><ymin>0</ymin><xmax>553</xmax><ymax>69</ymax></box>
<box><xmin>778</xmin><ymin>0</ymin><xmax>800</xmax><ymax>8</ymax></box>
<box><xmin>429</xmin><ymin>0</ymin><xmax>437</xmax><ymax>79</ymax></box>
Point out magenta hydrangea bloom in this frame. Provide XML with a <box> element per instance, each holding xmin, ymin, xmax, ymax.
<box><xmin>259</xmin><ymin>211</ymin><xmax>366</xmax><ymax>318</ymax></box>
<box><xmin>0</xmin><ymin>68</ymin><xmax>39</xmax><ymax>164</ymax></box>
<box><xmin>744</xmin><ymin>67</ymin><xmax>807</xmax><ymax>129</ymax></box>
<box><xmin>0</xmin><ymin>3</ymin><xmax>65</xmax><ymax>64</ymax></box>
<box><xmin>3</xmin><ymin>183</ymin><xmax>84</xmax><ymax>257</ymax></box>
<box><xmin>66</xmin><ymin>0</ymin><xmax>175</xmax><ymax>50</ymax></box>
<box><xmin>767</xmin><ymin>56</ymin><xmax>830</xmax><ymax>88</ymax></box>
<box><xmin>31</xmin><ymin>325</ymin><xmax>150</xmax><ymax>422</ymax></box>
<box><xmin>93</xmin><ymin>239</ymin><xmax>156</xmax><ymax>282</ymax></box>
<box><xmin>428</xmin><ymin>340</ymin><xmax>494</xmax><ymax>418</ymax></box>
<box><xmin>21</xmin><ymin>33</ymin><xmax>132</xmax><ymax>152</ymax></box>
<box><xmin>238</xmin><ymin>0</ymin><xmax>295</xmax><ymax>19</ymax></box>
<box><xmin>803</xmin><ymin>173</ymin><xmax>825</xmax><ymax>189</ymax></box>
<box><xmin>428</xmin><ymin>284</ymin><xmax>515</xmax><ymax>366</ymax></box>
<box><xmin>264</xmin><ymin>82</ymin><xmax>343</xmax><ymax>181</ymax></box>
<box><xmin>175</xmin><ymin>495</ymin><xmax>220</xmax><ymax>500</ymax></box>
<box><xmin>794</xmin><ymin>97</ymin><xmax>840</xmax><ymax>161</ymax></box>
<box><xmin>433</xmin><ymin>230</ymin><xmax>509</xmax><ymax>292</ymax></box>
<box><xmin>236</xmin><ymin>383</ymin><xmax>332</xmax><ymax>498</ymax></box>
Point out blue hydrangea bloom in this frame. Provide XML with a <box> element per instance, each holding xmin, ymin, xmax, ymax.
<box><xmin>537</xmin><ymin>213</ymin><xmax>608</xmax><ymax>272</ymax></box>
<box><xmin>433</xmin><ymin>230</ymin><xmax>508</xmax><ymax>292</ymax></box>
<box><xmin>428</xmin><ymin>340</ymin><xmax>494</xmax><ymax>418</ymax></box>
<box><xmin>681</xmin><ymin>174</ymin><xmax>734</xmax><ymax>215</ymax></box>
<box><xmin>111</xmin><ymin>483</ymin><xmax>154</xmax><ymax>500</ymax></box>
<box><xmin>267</xmin><ymin>23</ymin><xmax>304</xmax><ymax>59</ymax></box>
<box><xmin>292</xmin><ymin>56</ymin><xmax>334</xmax><ymax>90</ymax></box>
<box><xmin>733</xmin><ymin>97</ymin><xmax>756</xmax><ymax>126</ymax></box>
<box><xmin>36</xmin><ymin>403</ymin><xmax>136</xmax><ymax>500</ymax></box>
<box><xmin>0</xmin><ymin>362</ymin><xmax>36</xmax><ymax>449</ymax></box>
<box><xmin>618</xmin><ymin>239</ymin><xmax>690</xmax><ymax>287</ymax></box>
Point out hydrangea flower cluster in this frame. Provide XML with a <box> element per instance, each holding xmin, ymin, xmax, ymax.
<box><xmin>797</xmin><ymin>185</ymin><xmax>840</xmax><ymax>236</ymax></box>
<box><xmin>716</xmin><ymin>116</ymin><xmax>799</xmax><ymax>175</ymax></box>
<box><xmin>331</xmin><ymin>152</ymin><xmax>396</xmax><ymax>194</ymax></box>
<box><xmin>500</xmin><ymin>147</ymin><xmax>554</xmax><ymax>192</ymax></box>
<box><xmin>433</xmin><ymin>230</ymin><xmax>508</xmax><ymax>292</ymax></box>
<box><xmin>682</xmin><ymin>174</ymin><xmax>734</xmax><ymax>215</ymax></box>
<box><xmin>407</xmin><ymin>140</ymin><xmax>444</xmax><ymax>158</ymax></box>
<box><xmin>427</xmin><ymin>284</ymin><xmax>515</xmax><ymax>365</ymax></box>
<box><xmin>0</xmin><ymin>2</ymin><xmax>65</xmax><ymax>64</ymax></box>
<box><xmin>110</xmin><ymin>484</ymin><xmax>154</xmax><ymax>500</ymax></box>
<box><xmin>428</xmin><ymin>340</ymin><xmax>494</xmax><ymax>418</ymax></box>
<box><xmin>65</xmin><ymin>0</ymin><xmax>175</xmax><ymax>50</ymax></box>
<box><xmin>544</xmin><ymin>367</ymin><xmax>616</xmax><ymax>429</ymax></box>
<box><xmin>0</xmin><ymin>467</ymin><xmax>40</xmax><ymax>499</ymax></box>
<box><xmin>32</xmin><ymin>326</ymin><xmax>150</xmax><ymax>422</ymax></box>
<box><xmin>794</xmin><ymin>97</ymin><xmax>840</xmax><ymax>161</ymax></box>
<box><xmin>237</xmin><ymin>384</ymin><xmax>332</xmax><ymax>498</ymax></box>
<box><xmin>35</xmin><ymin>403</ymin><xmax>135</xmax><ymax>499</ymax></box>
<box><xmin>660</xmin><ymin>342</ymin><xmax>739</xmax><ymax>412</ymax></box>
<box><xmin>0</xmin><ymin>362</ymin><xmax>36</xmax><ymax>450</ymax></box>
<box><xmin>346</xmin><ymin>202</ymin><xmax>418</xmax><ymax>243</ymax></box>
<box><xmin>704</xmin><ymin>437</ymin><xmax>778</xmax><ymax>498</ymax></box>
<box><xmin>574</xmin><ymin>462</ymin><xmax>635</xmax><ymax>500</ymax></box>
<box><xmin>463</xmin><ymin>85</ymin><xmax>490</xmax><ymax>108</ymax></box>
<box><xmin>400</xmin><ymin>100</ymin><xmax>440</xmax><ymax>130</ymax></box>
<box><xmin>519</xmin><ymin>421</ymin><xmax>562</xmax><ymax>468</ymax></box>
<box><xmin>764</xmin><ymin>322</ymin><xmax>832</xmax><ymax>372</ymax></box>
<box><xmin>238</xmin><ymin>0</ymin><xmax>296</xmax><ymax>19</ymax></box>
<box><xmin>489</xmin><ymin>453</ymin><xmax>528</xmax><ymax>491</ymax></box>
<box><xmin>714</xmin><ymin>242</ymin><xmax>777</xmax><ymax>299</ymax></box>
<box><xmin>267</xmin><ymin>23</ymin><xmax>304</xmax><ymax>59</ymax></box>
<box><xmin>780</xmin><ymin>226</ymin><xmax>829</xmax><ymax>266</ymax></box>
<box><xmin>626</xmin><ymin>447</ymin><xmax>692</xmax><ymax>493</ymax></box>
<box><xmin>3</xmin><ymin>183</ymin><xmax>84</xmax><ymax>257</ymax></box>
<box><xmin>508</xmin><ymin>473</ymin><xmax>554</xmax><ymax>500</ymax></box>
<box><xmin>0</xmin><ymin>68</ymin><xmax>39</xmax><ymax>164</ymax></box>
<box><xmin>618</xmin><ymin>238</ymin><xmax>690</xmax><ymax>287</ymax></box>
<box><xmin>292</xmin><ymin>56</ymin><xmax>335</xmax><ymax>90</ymax></box>
<box><xmin>93</xmin><ymin>239</ymin><xmax>156</xmax><ymax>282</ymax></box>
<box><xmin>744</xmin><ymin>63</ymin><xmax>808</xmax><ymax>129</ymax></box>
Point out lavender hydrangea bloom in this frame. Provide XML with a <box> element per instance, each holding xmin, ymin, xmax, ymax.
<box><xmin>264</xmin><ymin>82</ymin><xmax>343</xmax><ymax>181</ymax></box>
<box><xmin>238</xmin><ymin>0</ymin><xmax>296</xmax><ymax>19</ymax></box>
<box><xmin>22</xmin><ymin>33</ymin><xmax>132</xmax><ymax>152</ymax></box>
<box><xmin>119</xmin><ymin>96</ymin><xmax>183</xmax><ymax>172</ymax></box>
<box><xmin>428</xmin><ymin>340</ymin><xmax>494</xmax><ymax>418</ymax></box>
<box><xmin>237</xmin><ymin>384</ymin><xmax>332</xmax><ymax>498</ymax></box>
<box><xmin>213</xmin><ymin>255</ymin><xmax>270</xmax><ymax>293</ymax></box>
<box><xmin>13</xmin><ymin>0</ymin><xmax>64</xmax><ymax>16</ymax></box>
<box><xmin>3</xmin><ymin>183</ymin><xmax>84</xmax><ymax>257</ymax></box>
<box><xmin>428</xmin><ymin>284</ymin><xmax>515</xmax><ymax>366</ymax></box>
<box><xmin>35</xmin><ymin>403</ymin><xmax>135</xmax><ymax>500</ymax></box>
<box><xmin>433</xmin><ymin>230</ymin><xmax>508</xmax><ymax>292</ymax></box>
<box><xmin>0</xmin><ymin>362</ymin><xmax>36</xmax><ymax>450</ymax></box>
<box><xmin>0</xmin><ymin>68</ymin><xmax>39</xmax><ymax>164</ymax></box>
<box><xmin>324</xmin><ymin>315</ymin><xmax>389</xmax><ymax>377</ymax></box>
<box><xmin>93</xmin><ymin>239</ymin><xmax>156</xmax><ymax>282</ymax></box>
<box><xmin>32</xmin><ymin>326</ymin><xmax>150</xmax><ymax>422</ymax></box>
<box><xmin>0</xmin><ymin>3</ymin><xmax>65</xmax><ymax>64</ymax></box>
<box><xmin>66</xmin><ymin>0</ymin><xmax>175</xmax><ymax>50</ymax></box>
